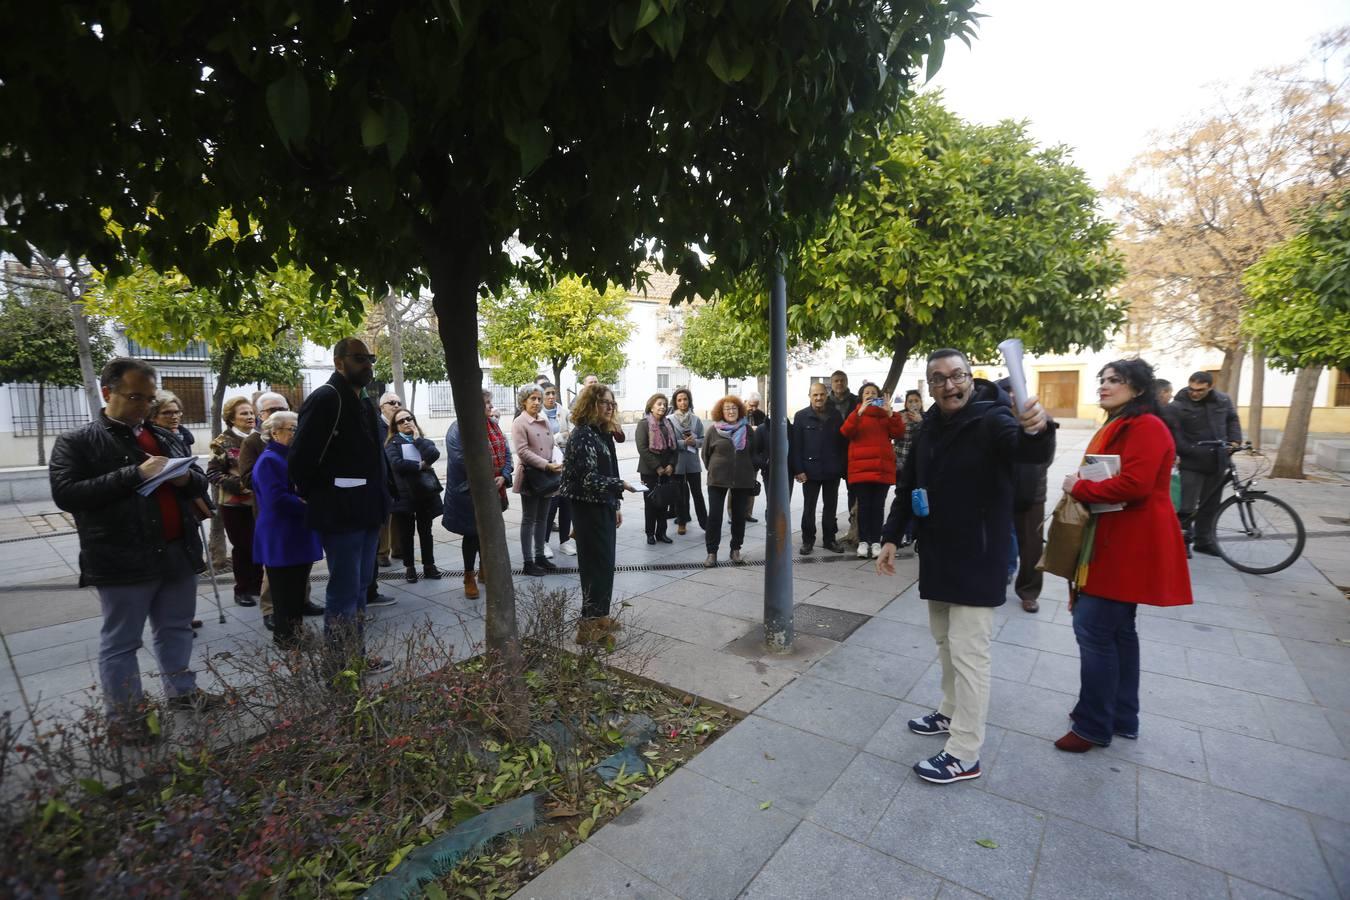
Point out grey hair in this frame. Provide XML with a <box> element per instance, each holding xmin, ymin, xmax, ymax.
<box><xmin>746</xmin><ymin>392</ymin><xmax>762</xmax><ymax>403</ymax></box>
<box><xmin>148</xmin><ymin>389</ymin><xmax>182</xmax><ymax>419</ymax></box>
<box><xmin>261</xmin><ymin>410</ymin><xmax>298</xmax><ymax>442</ymax></box>
<box><xmin>255</xmin><ymin>391</ymin><xmax>289</xmax><ymax>413</ymax></box>
<box><xmin>378</xmin><ymin>391</ymin><xmax>402</xmax><ymax>406</ymax></box>
<box><xmin>517</xmin><ymin>384</ymin><xmax>543</xmax><ymax>410</ymax></box>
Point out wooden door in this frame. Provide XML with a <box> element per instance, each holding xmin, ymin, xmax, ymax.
<box><xmin>1038</xmin><ymin>371</ymin><xmax>1079</xmax><ymax>419</ymax></box>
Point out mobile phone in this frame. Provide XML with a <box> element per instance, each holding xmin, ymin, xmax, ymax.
<box><xmin>911</xmin><ymin>488</ymin><xmax>930</xmax><ymax>517</ymax></box>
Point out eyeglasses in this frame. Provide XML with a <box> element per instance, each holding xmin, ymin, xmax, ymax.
<box><xmin>381</xmin><ymin>399</ymin><xmax>402</xmax><ymax>407</ymax></box>
<box><xmin>600</xmin><ymin>400</ymin><xmax>616</xmax><ymax>407</ymax></box>
<box><xmin>343</xmin><ymin>353</ymin><xmax>378</xmax><ymax>364</ymax></box>
<box><xmin>927</xmin><ymin>371</ymin><xmax>970</xmax><ymax>389</ymax></box>
<box><xmin>115</xmin><ymin>392</ymin><xmax>155</xmax><ymax>403</ymax></box>
<box><xmin>156</xmin><ymin>409</ymin><xmax>183</xmax><ymax>418</ymax></box>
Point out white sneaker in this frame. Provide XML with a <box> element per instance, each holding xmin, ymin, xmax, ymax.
<box><xmin>856</xmin><ymin>543</ymin><xmax>869</xmax><ymax>559</ymax></box>
<box><xmin>558</xmin><ymin>542</ymin><xmax>577</xmax><ymax>556</ymax></box>
<box><xmin>543</xmin><ymin>545</ymin><xmax>554</xmax><ymax>559</ymax></box>
<box><xmin>871</xmin><ymin>543</ymin><xmax>881</xmax><ymax>558</ymax></box>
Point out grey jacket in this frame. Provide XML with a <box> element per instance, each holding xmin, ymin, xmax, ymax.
<box><xmin>669</xmin><ymin>411</ymin><xmax>705</xmax><ymax>474</ymax></box>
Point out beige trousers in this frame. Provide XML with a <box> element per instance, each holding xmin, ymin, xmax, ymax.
<box><xmin>928</xmin><ymin>600</ymin><xmax>995</xmax><ymax>763</ymax></box>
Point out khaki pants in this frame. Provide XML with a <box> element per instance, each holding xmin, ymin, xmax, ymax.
<box><xmin>928</xmin><ymin>600</ymin><xmax>995</xmax><ymax>763</ymax></box>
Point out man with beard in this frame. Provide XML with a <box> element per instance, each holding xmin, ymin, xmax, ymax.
<box><xmin>289</xmin><ymin>338</ymin><xmax>395</xmax><ymax>672</ymax></box>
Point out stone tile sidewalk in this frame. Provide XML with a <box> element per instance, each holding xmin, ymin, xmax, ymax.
<box><xmin>2</xmin><ymin>427</ymin><xmax>1348</xmax><ymax>898</ymax></box>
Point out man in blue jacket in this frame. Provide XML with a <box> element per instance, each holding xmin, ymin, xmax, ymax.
<box><xmin>876</xmin><ymin>349</ymin><xmax>1054</xmax><ymax>784</ymax></box>
<box><xmin>288</xmin><ymin>338</ymin><xmax>394</xmax><ymax>671</ymax></box>
<box><xmin>790</xmin><ymin>383</ymin><xmax>846</xmax><ymax>554</ymax></box>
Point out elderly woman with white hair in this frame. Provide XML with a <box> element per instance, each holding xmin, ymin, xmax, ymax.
<box><xmin>512</xmin><ymin>384</ymin><xmax>563</xmax><ymax>577</ymax></box>
<box><xmin>251</xmin><ymin>411</ymin><xmax>323</xmax><ymax>650</ymax></box>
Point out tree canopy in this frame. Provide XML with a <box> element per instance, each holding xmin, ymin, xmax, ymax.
<box><xmin>481</xmin><ymin>276</ymin><xmax>632</xmax><ymax>388</ymax></box>
<box><xmin>725</xmin><ymin>93</ymin><xmax>1125</xmax><ymax>392</ymax></box>
<box><xmin>212</xmin><ymin>337</ymin><xmax>304</xmax><ymax>389</ymax></box>
<box><xmin>676</xmin><ymin>300</ymin><xmax>771</xmax><ymax>382</ymax></box>
<box><xmin>1243</xmin><ymin>192</ymin><xmax>1350</xmax><ymax>373</ymax></box>
<box><xmin>372</xmin><ymin>324</ymin><xmax>447</xmax><ymax>388</ymax></box>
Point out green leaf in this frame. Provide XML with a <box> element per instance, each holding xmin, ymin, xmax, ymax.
<box><xmin>385</xmin><ymin>100</ymin><xmax>410</xmax><ymax>165</ymax></box>
<box><xmin>925</xmin><ymin>37</ymin><xmax>946</xmax><ymax>83</ymax></box>
<box><xmin>361</xmin><ymin>108</ymin><xmax>387</xmax><ymax>149</ymax></box>
<box><xmin>78</xmin><ymin>778</ymin><xmax>107</xmax><ymax>796</ymax></box>
<box><xmin>975</xmin><ymin>838</ymin><xmax>998</xmax><ymax>849</ymax></box>
<box><xmin>759</xmin><ymin>800</ymin><xmax>773</xmax><ymax>810</ymax></box>
<box><xmin>265</xmin><ymin>68</ymin><xmax>310</xmax><ymax>148</ymax></box>
<box><xmin>577</xmin><ymin>816</ymin><xmax>595</xmax><ymax>840</ymax></box>
<box><xmin>707</xmin><ymin>34</ymin><xmax>733</xmax><ymax>83</ymax></box>
<box><xmin>517</xmin><ymin>119</ymin><xmax>550</xmax><ymax>175</ymax></box>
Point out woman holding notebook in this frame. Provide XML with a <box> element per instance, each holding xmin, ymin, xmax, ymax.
<box><xmin>1056</xmin><ymin>358</ymin><xmax>1192</xmax><ymax>753</ymax></box>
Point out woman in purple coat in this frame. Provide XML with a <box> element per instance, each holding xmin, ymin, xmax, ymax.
<box><xmin>251</xmin><ymin>411</ymin><xmax>323</xmax><ymax>650</ymax></box>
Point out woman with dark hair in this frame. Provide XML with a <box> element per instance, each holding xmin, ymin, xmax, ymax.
<box><xmin>669</xmin><ymin>387</ymin><xmax>708</xmax><ymax>535</ymax></box>
<box><xmin>702</xmin><ymin>395</ymin><xmax>763</xmax><ymax>567</ymax></box>
<box><xmin>442</xmin><ymin>390</ymin><xmax>513</xmax><ymax>599</ymax></box>
<box><xmin>636</xmin><ymin>392</ymin><xmax>678</xmax><ymax>545</ymax></box>
<box><xmin>840</xmin><ymin>381</ymin><xmax>906</xmax><ymax>559</ymax></box>
<box><xmin>1055</xmin><ymin>358</ymin><xmax>1192</xmax><ymax>753</ymax></box>
<box><xmin>384</xmin><ymin>410</ymin><xmax>443</xmax><ymax>583</ymax></box>
<box><xmin>562</xmin><ymin>384</ymin><xmax>637</xmax><ymax>643</ymax></box>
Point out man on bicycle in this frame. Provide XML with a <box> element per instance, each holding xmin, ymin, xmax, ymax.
<box><xmin>1170</xmin><ymin>371</ymin><xmax>1243</xmax><ymax>555</ymax></box>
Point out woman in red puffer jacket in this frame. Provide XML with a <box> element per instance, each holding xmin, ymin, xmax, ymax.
<box><xmin>840</xmin><ymin>381</ymin><xmax>906</xmax><ymax>558</ymax></box>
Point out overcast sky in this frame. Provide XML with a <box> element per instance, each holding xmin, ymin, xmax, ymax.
<box><xmin>925</xmin><ymin>0</ymin><xmax>1348</xmax><ymax>188</ymax></box>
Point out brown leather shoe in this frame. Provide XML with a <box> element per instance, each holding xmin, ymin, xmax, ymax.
<box><xmin>463</xmin><ymin>574</ymin><xmax>479</xmax><ymax>599</ymax></box>
<box><xmin>1054</xmin><ymin>731</ymin><xmax>1096</xmax><ymax>753</ymax></box>
<box><xmin>677</xmin><ymin>524</ymin><xmax>687</xmax><ymax>535</ymax></box>
<box><xmin>575</xmin><ymin>618</ymin><xmax>607</xmax><ymax>645</ymax></box>
<box><xmin>597</xmin><ymin>616</ymin><xmax>622</xmax><ymax>634</ymax></box>
<box><xmin>1020</xmin><ymin>596</ymin><xmax>1039</xmax><ymax>613</ymax></box>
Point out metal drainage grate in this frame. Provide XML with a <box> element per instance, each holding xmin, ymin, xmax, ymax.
<box><xmin>792</xmin><ymin>603</ymin><xmax>872</xmax><ymax>642</ymax></box>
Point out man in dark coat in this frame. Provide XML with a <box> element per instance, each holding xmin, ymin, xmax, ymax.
<box><xmin>997</xmin><ymin>376</ymin><xmax>1059</xmax><ymax>613</ymax></box>
<box><xmin>288</xmin><ymin>338</ymin><xmax>395</xmax><ymax>668</ymax></box>
<box><xmin>1170</xmin><ymin>371</ymin><xmax>1242</xmax><ymax>555</ymax></box>
<box><xmin>49</xmin><ymin>357</ymin><xmax>222</xmax><ymax>742</ymax></box>
<box><xmin>876</xmin><ymin>349</ymin><xmax>1054</xmax><ymax>785</ymax></box>
<box><xmin>790</xmin><ymin>382</ymin><xmax>846</xmax><ymax>554</ymax></box>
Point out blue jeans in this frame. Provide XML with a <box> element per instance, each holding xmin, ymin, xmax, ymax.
<box><xmin>1070</xmin><ymin>592</ymin><xmax>1140</xmax><ymax>746</ymax></box>
<box><xmin>321</xmin><ymin>528</ymin><xmax>379</xmax><ymax>654</ymax></box>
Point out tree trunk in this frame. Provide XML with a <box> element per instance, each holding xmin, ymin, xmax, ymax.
<box><xmin>1248</xmin><ymin>348</ymin><xmax>1265</xmax><ymax>453</ymax></box>
<box><xmin>881</xmin><ymin>333</ymin><xmax>916</xmax><ymax>398</ymax></box>
<box><xmin>1217</xmin><ymin>343</ymin><xmax>1245</xmax><ymax>400</ymax></box>
<box><xmin>382</xmin><ymin>292</ymin><xmax>407</xmax><ymax>401</ymax></box>
<box><xmin>208</xmin><ymin>347</ymin><xmax>237</xmax><ymax>571</ymax></box>
<box><xmin>38</xmin><ymin>253</ymin><xmax>101</xmax><ymax>421</ymax></box>
<box><xmin>551</xmin><ymin>362</ymin><xmax>564</xmax><ymax>394</ymax></box>
<box><xmin>1271</xmin><ymin>365</ymin><xmax>1321</xmax><ymax>480</ymax></box>
<box><xmin>426</xmin><ymin>238</ymin><xmax>528</xmax><ymax>738</ymax></box>
<box><xmin>410</xmin><ymin>381</ymin><xmax>417</xmax><ymax>410</ymax></box>
<box><xmin>756</xmin><ymin>374</ymin><xmax>767</xmax><ymax>403</ymax></box>
<box><xmin>36</xmin><ymin>382</ymin><xmax>46</xmax><ymax>466</ymax></box>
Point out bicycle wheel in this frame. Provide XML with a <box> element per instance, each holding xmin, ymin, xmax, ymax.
<box><xmin>1212</xmin><ymin>492</ymin><xmax>1306</xmax><ymax>574</ymax></box>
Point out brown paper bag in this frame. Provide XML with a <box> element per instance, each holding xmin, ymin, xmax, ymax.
<box><xmin>1037</xmin><ymin>493</ymin><xmax>1091</xmax><ymax>580</ymax></box>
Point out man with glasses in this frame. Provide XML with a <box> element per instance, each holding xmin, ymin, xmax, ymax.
<box><xmin>289</xmin><ymin>338</ymin><xmax>396</xmax><ymax>674</ymax></box>
<box><xmin>875</xmin><ymin>349</ymin><xmax>1054</xmax><ymax>785</ymax></box>
<box><xmin>238</xmin><ymin>392</ymin><xmax>324</xmax><ymax>628</ymax></box>
<box><xmin>1170</xmin><ymin>371</ymin><xmax>1242</xmax><ymax>556</ymax></box>
<box><xmin>49</xmin><ymin>357</ymin><xmax>224</xmax><ymax>743</ymax></box>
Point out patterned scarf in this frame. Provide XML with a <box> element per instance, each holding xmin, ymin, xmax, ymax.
<box><xmin>486</xmin><ymin>418</ymin><xmax>509</xmax><ymax>496</ymax></box>
<box><xmin>1075</xmin><ymin>416</ymin><xmax>1128</xmax><ymax>586</ymax></box>
<box><xmin>646</xmin><ymin>414</ymin><xmax>673</xmax><ymax>451</ymax></box>
<box><xmin>715</xmin><ymin>418</ymin><xmax>748</xmax><ymax>450</ymax></box>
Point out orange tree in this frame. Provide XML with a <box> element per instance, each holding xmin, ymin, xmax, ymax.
<box><xmin>0</xmin><ymin>0</ymin><xmax>978</xmax><ymax>728</ymax></box>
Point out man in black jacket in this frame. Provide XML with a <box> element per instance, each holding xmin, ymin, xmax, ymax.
<box><xmin>49</xmin><ymin>357</ymin><xmax>222</xmax><ymax>741</ymax></box>
<box><xmin>876</xmin><ymin>349</ymin><xmax>1054</xmax><ymax>785</ymax></box>
<box><xmin>1170</xmin><ymin>371</ymin><xmax>1243</xmax><ymax>554</ymax></box>
<box><xmin>790</xmin><ymin>383</ymin><xmax>846</xmax><ymax>554</ymax></box>
<box><xmin>996</xmin><ymin>376</ymin><xmax>1058</xmax><ymax>613</ymax></box>
<box><xmin>288</xmin><ymin>338</ymin><xmax>394</xmax><ymax>668</ymax></box>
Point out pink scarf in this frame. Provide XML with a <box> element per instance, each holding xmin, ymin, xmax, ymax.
<box><xmin>646</xmin><ymin>414</ymin><xmax>673</xmax><ymax>451</ymax></box>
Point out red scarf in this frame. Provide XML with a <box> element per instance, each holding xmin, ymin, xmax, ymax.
<box><xmin>487</xmin><ymin>418</ymin><xmax>509</xmax><ymax>498</ymax></box>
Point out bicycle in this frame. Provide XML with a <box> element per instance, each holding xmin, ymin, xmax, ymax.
<box><xmin>1193</xmin><ymin>440</ymin><xmax>1306</xmax><ymax>575</ymax></box>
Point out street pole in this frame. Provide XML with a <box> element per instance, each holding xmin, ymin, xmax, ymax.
<box><xmin>763</xmin><ymin>265</ymin><xmax>794</xmax><ymax>651</ymax></box>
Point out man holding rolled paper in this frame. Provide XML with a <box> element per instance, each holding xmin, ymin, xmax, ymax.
<box><xmin>875</xmin><ymin>347</ymin><xmax>1054</xmax><ymax>784</ymax></box>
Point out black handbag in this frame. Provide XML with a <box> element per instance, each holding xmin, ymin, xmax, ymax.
<box><xmin>645</xmin><ymin>479</ymin><xmax>681</xmax><ymax>519</ymax></box>
<box><xmin>416</xmin><ymin>468</ymin><xmax>443</xmax><ymax>498</ymax></box>
<box><xmin>523</xmin><ymin>465</ymin><xmax>562</xmax><ymax>496</ymax></box>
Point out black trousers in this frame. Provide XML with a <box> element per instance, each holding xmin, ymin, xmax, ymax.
<box><xmin>221</xmin><ymin>505</ymin><xmax>263</xmax><ymax>597</ymax></box>
<box><xmin>801</xmin><ymin>478</ymin><xmax>840</xmax><ymax>545</ymax></box>
<box><xmin>547</xmin><ymin>496</ymin><xmax>573</xmax><ymax>544</ymax></box>
<box><xmin>1013</xmin><ymin>501</ymin><xmax>1046</xmax><ymax>603</ymax></box>
<box><xmin>266</xmin><ymin>562</ymin><xmax>313</xmax><ymax>649</ymax></box>
<box><xmin>461</xmin><ymin>534</ymin><xmax>480</xmax><ymax>573</ymax></box>
<box><xmin>854</xmin><ymin>483</ymin><xmax>888</xmax><ymax>544</ymax></box>
<box><xmin>676</xmin><ymin>472</ymin><xmax>709</xmax><ymax>528</ymax></box>
<box><xmin>393</xmin><ymin>503</ymin><xmax>437</xmax><ymax>569</ymax></box>
<box><xmin>572</xmin><ymin>500</ymin><xmax>617</xmax><ymax>619</ymax></box>
<box><xmin>1179</xmin><ymin>468</ymin><xmax>1225</xmax><ymax>546</ymax></box>
<box><xmin>706</xmin><ymin>486</ymin><xmax>753</xmax><ymax>554</ymax></box>
<box><xmin>641</xmin><ymin>472</ymin><xmax>672</xmax><ymax>538</ymax></box>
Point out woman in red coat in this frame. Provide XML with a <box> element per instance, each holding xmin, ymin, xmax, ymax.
<box><xmin>839</xmin><ymin>381</ymin><xmax>906</xmax><ymax>559</ymax></box>
<box><xmin>1055</xmin><ymin>358</ymin><xmax>1192</xmax><ymax>753</ymax></box>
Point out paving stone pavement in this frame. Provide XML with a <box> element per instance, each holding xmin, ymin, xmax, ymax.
<box><xmin>2</xmin><ymin>427</ymin><xmax>1348</xmax><ymax>898</ymax></box>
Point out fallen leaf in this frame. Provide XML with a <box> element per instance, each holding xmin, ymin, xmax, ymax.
<box><xmin>728</xmin><ymin>694</ymin><xmax>743</xmax><ymax>700</ymax></box>
<box><xmin>975</xmin><ymin>839</ymin><xmax>998</xmax><ymax>849</ymax></box>
<box><xmin>759</xmin><ymin>800</ymin><xmax>773</xmax><ymax>810</ymax></box>
<box><xmin>763</xmin><ymin>752</ymin><xmax>775</xmax><ymax>760</ymax></box>
<box><xmin>545</xmin><ymin>806</ymin><xmax>579</xmax><ymax>819</ymax></box>
<box><xmin>419</xmin><ymin>804</ymin><xmax>446</xmax><ymax>829</ymax></box>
